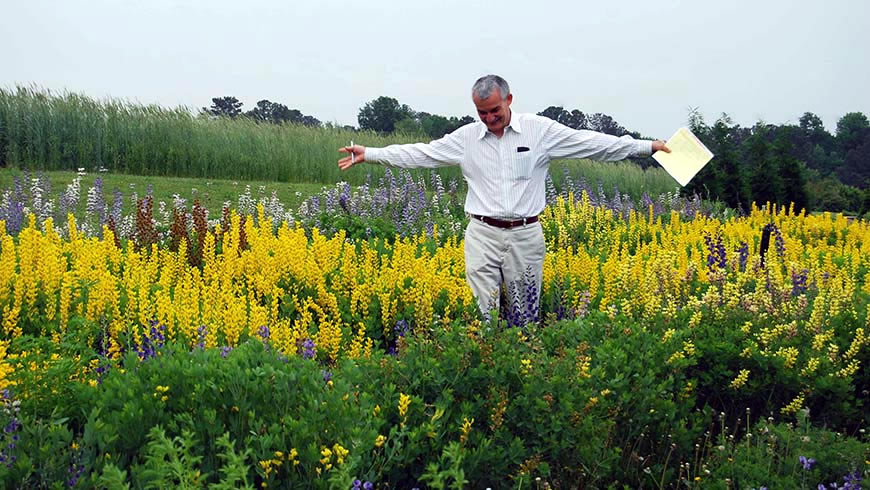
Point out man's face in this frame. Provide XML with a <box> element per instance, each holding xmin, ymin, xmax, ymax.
<box><xmin>473</xmin><ymin>90</ymin><xmax>512</xmax><ymax>135</ymax></box>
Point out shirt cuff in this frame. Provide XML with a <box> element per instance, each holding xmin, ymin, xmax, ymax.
<box><xmin>634</xmin><ymin>140</ymin><xmax>653</xmax><ymax>157</ymax></box>
<box><xmin>364</xmin><ymin>147</ymin><xmax>382</xmax><ymax>162</ymax></box>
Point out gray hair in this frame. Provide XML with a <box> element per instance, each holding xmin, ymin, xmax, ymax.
<box><xmin>471</xmin><ymin>75</ymin><xmax>510</xmax><ymax>100</ymax></box>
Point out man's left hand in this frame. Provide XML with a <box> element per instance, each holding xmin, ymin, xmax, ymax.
<box><xmin>652</xmin><ymin>140</ymin><xmax>670</xmax><ymax>153</ymax></box>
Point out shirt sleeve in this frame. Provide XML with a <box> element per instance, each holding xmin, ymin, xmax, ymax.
<box><xmin>364</xmin><ymin>129</ymin><xmax>465</xmax><ymax>169</ymax></box>
<box><xmin>541</xmin><ymin>119</ymin><xmax>653</xmax><ymax>161</ymax></box>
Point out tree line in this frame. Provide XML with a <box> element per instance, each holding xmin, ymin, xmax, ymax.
<box><xmin>202</xmin><ymin>97</ymin><xmax>323</xmax><ymax>128</ymax></box>
<box><xmin>201</xmin><ymin>95</ymin><xmax>646</xmax><ymax>141</ymax></box>
<box><xmin>683</xmin><ymin>110</ymin><xmax>870</xmax><ymax>215</ymax></box>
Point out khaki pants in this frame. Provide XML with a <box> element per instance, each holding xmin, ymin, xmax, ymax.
<box><xmin>463</xmin><ymin>218</ymin><xmax>546</xmax><ymax>321</ymax></box>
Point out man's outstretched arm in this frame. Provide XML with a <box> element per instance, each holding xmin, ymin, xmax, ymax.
<box><xmin>338</xmin><ymin>129</ymin><xmax>467</xmax><ymax>171</ymax></box>
<box><xmin>542</xmin><ymin>119</ymin><xmax>669</xmax><ymax>161</ymax></box>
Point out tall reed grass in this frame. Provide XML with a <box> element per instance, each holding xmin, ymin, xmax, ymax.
<box><xmin>0</xmin><ymin>86</ymin><xmax>679</xmax><ymax>199</ymax></box>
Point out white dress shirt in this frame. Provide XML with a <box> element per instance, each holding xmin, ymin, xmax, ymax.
<box><xmin>365</xmin><ymin>112</ymin><xmax>653</xmax><ymax>219</ymax></box>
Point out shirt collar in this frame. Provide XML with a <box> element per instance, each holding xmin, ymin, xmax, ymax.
<box><xmin>477</xmin><ymin>111</ymin><xmax>522</xmax><ymax>139</ymax></box>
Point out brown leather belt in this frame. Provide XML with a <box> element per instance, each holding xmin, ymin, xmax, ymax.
<box><xmin>471</xmin><ymin>214</ymin><xmax>538</xmax><ymax>229</ymax></box>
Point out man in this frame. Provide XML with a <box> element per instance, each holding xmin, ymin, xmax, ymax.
<box><xmin>338</xmin><ymin>74</ymin><xmax>669</xmax><ymax>321</ymax></box>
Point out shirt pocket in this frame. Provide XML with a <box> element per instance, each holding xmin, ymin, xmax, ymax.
<box><xmin>512</xmin><ymin>149</ymin><xmax>537</xmax><ymax>181</ymax></box>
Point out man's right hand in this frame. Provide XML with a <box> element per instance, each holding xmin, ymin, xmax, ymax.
<box><xmin>338</xmin><ymin>145</ymin><xmax>366</xmax><ymax>170</ymax></box>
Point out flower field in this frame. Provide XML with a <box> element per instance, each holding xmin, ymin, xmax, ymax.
<box><xmin>0</xmin><ymin>170</ymin><xmax>868</xmax><ymax>488</ymax></box>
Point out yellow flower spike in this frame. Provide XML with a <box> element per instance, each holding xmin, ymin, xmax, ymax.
<box><xmin>460</xmin><ymin>417</ymin><xmax>474</xmax><ymax>444</ymax></box>
<box><xmin>781</xmin><ymin>393</ymin><xmax>806</xmax><ymax>415</ymax></box>
<box><xmin>520</xmin><ymin>358</ymin><xmax>532</xmax><ymax>375</ymax></box>
<box><xmin>667</xmin><ymin>351</ymin><xmax>686</xmax><ymax>364</ymax></box>
<box><xmin>398</xmin><ymin>393</ymin><xmax>411</xmax><ymax>418</ymax></box>
<box><xmin>332</xmin><ymin>443</ymin><xmax>349</xmax><ymax>465</ymax></box>
<box><xmin>682</xmin><ymin>340</ymin><xmax>696</xmax><ymax>357</ymax></box>
<box><xmin>845</xmin><ymin>327</ymin><xmax>866</xmax><ymax>359</ymax></box>
<box><xmin>374</xmin><ymin>434</ymin><xmax>386</xmax><ymax>448</ymax></box>
<box><xmin>836</xmin><ymin>359</ymin><xmax>860</xmax><ymax>378</ymax></box>
<box><xmin>730</xmin><ymin>369</ymin><xmax>750</xmax><ymax>389</ymax></box>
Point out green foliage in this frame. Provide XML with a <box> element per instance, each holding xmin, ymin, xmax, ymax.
<box><xmin>4</xmin><ymin>307</ymin><xmax>866</xmax><ymax>488</ymax></box>
<box><xmin>135</xmin><ymin>426</ymin><xmax>204</xmax><ymax>489</ymax></box>
<box><xmin>806</xmin><ymin>176</ymin><xmax>864</xmax><ymax>214</ymax></box>
<box><xmin>419</xmin><ymin>442</ymin><xmax>468</xmax><ymax>490</ymax></box>
<box><xmin>211</xmin><ymin>433</ymin><xmax>255</xmax><ymax>490</ymax></box>
<box><xmin>97</xmin><ymin>464</ymin><xmax>132</xmax><ymax>489</ymax></box>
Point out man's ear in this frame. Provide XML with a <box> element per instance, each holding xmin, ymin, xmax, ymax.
<box><xmin>506</xmin><ymin>93</ymin><xmax>513</xmax><ymax>106</ymax></box>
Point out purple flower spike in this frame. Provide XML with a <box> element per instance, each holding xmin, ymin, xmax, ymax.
<box><xmin>301</xmin><ymin>338</ymin><xmax>316</xmax><ymax>359</ymax></box>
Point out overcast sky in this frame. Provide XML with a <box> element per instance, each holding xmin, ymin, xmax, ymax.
<box><xmin>3</xmin><ymin>0</ymin><xmax>868</xmax><ymax>139</ymax></box>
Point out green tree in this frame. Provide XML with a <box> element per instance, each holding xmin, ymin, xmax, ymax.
<box><xmin>413</xmin><ymin>113</ymin><xmax>474</xmax><ymax>139</ymax></box>
<box><xmin>838</xmin><ymin>126</ymin><xmax>870</xmax><ymax>188</ymax></box>
<box><xmin>745</xmin><ymin>123</ymin><xmax>784</xmax><ymax>206</ymax></box>
<box><xmin>202</xmin><ymin>96</ymin><xmax>243</xmax><ymax>119</ymax></box>
<box><xmin>419</xmin><ymin>113</ymin><xmax>450</xmax><ymax>139</ymax></box>
<box><xmin>245</xmin><ymin>101</ymin><xmax>321</xmax><ymax>127</ymax></box>
<box><xmin>538</xmin><ymin>106</ymin><xmax>588</xmax><ymax>130</ymax></box>
<box><xmin>799</xmin><ymin>112</ymin><xmax>834</xmax><ymax>150</ymax></box>
<box><xmin>538</xmin><ymin>106</ymin><xmax>572</xmax><ymax>126</ymax></box>
<box><xmin>773</xmin><ymin>128</ymin><xmax>809</xmax><ymax>212</ymax></box>
<box><xmin>836</xmin><ymin>112</ymin><xmax>869</xmax><ymax>154</ymax></box>
<box><xmin>245</xmin><ymin>99</ymin><xmax>284</xmax><ymax>123</ymax></box>
<box><xmin>358</xmin><ymin>96</ymin><xmax>416</xmax><ymax>133</ymax></box>
<box><xmin>686</xmin><ymin>114</ymin><xmax>750</xmax><ymax>211</ymax></box>
<box><xmin>587</xmin><ymin>113</ymin><xmax>628</xmax><ymax>136</ymax></box>
<box><xmin>299</xmin><ymin>115</ymin><xmax>322</xmax><ymax>127</ymax></box>
<box><xmin>795</xmin><ymin>112</ymin><xmax>837</xmax><ymax>174</ymax></box>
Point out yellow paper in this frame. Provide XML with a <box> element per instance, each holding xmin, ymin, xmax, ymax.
<box><xmin>652</xmin><ymin>127</ymin><xmax>714</xmax><ymax>187</ymax></box>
